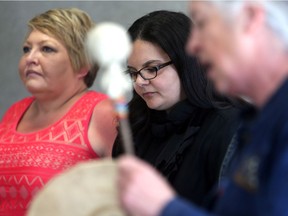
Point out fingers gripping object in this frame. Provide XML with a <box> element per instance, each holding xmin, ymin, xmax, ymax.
<box><xmin>86</xmin><ymin>22</ymin><xmax>134</xmax><ymax>154</ymax></box>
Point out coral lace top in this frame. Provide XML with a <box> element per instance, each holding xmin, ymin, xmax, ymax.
<box><xmin>0</xmin><ymin>91</ymin><xmax>107</xmax><ymax>216</ymax></box>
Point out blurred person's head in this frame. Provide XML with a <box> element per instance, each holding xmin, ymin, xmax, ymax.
<box><xmin>187</xmin><ymin>1</ymin><xmax>288</xmax><ymax>106</ymax></box>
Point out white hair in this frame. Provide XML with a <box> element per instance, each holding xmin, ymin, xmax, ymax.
<box><xmin>210</xmin><ymin>1</ymin><xmax>288</xmax><ymax>48</ymax></box>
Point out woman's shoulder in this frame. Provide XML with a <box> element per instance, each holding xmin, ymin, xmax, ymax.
<box><xmin>12</xmin><ymin>96</ymin><xmax>34</xmax><ymax>106</ymax></box>
<box><xmin>1</xmin><ymin>96</ymin><xmax>34</xmax><ymax>121</ymax></box>
<box><xmin>73</xmin><ymin>91</ymin><xmax>108</xmax><ymax>112</ymax></box>
<box><xmin>87</xmin><ymin>90</ymin><xmax>117</xmax><ymax>127</ymax></box>
<box><xmin>93</xmin><ymin>97</ymin><xmax>114</xmax><ymax>114</ymax></box>
<box><xmin>207</xmin><ymin>107</ymin><xmax>241</xmax><ymax>122</ymax></box>
<box><xmin>194</xmin><ymin>107</ymin><xmax>241</xmax><ymax>136</ymax></box>
<box><xmin>84</xmin><ymin>90</ymin><xmax>108</xmax><ymax>102</ymax></box>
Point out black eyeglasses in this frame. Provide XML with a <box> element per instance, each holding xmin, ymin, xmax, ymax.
<box><xmin>126</xmin><ymin>61</ymin><xmax>173</xmax><ymax>82</ymax></box>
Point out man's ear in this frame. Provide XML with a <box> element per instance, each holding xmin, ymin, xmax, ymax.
<box><xmin>241</xmin><ymin>3</ymin><xmax>265</xmax><ymax>34</ymax></box>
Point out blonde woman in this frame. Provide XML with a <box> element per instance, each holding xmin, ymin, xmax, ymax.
<box><xmin>0</xmin><ymin>8</ymin><xmax>117</xmax><ymax>216</ymax></box>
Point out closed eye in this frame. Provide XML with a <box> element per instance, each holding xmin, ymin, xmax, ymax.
<box><xmin>42</xmin><ymin>46</ymin><xmax>56</xmax><ymax>53</ymax></box>
<box><xmin>128</xmin><ymin>71</ymin><xmax>138</xmax><ymax>78</ymax></box>
<box><xmin>144</xmin><ymin>67</ymin><xmax>157</xmax><ymax>73</ymax></box>
<box><xmin>125</xmin><ymin>69</ymin><xmax>137</xmax><ymax>75</ymax></box>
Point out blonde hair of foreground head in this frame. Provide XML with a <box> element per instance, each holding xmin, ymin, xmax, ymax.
<box><xmin>27</xmin><ymin>8</ymin><xmax>98</xmax><ymax>88</ymax></box>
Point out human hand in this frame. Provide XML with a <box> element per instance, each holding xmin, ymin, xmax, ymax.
<box><xmin>117</xmin><ymin>155</ymin><xmax>176</xmax><ymax>216</ymax></box>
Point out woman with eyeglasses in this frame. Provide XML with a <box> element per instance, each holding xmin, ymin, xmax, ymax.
<box><xmin>113</xmin><ymin>10</ymin><xmax>245</xmax><ymax>207</ymax></box>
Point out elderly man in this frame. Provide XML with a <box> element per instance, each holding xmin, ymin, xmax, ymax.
<box><xmin>117</xmin><ymin>1</ymin><xmax>288</xmax><ymax>216</ymax></box>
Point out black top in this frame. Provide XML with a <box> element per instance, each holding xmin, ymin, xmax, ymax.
<box><xmin>113</xmin><ymin>100</ymin><xmax>240</xmax><ymax>206</ymax></box>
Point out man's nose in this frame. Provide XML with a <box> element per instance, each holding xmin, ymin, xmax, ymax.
<box><xmin>186</xmin><ymin>28</ymin><xmax>201</xmax><ymax>56</ymax></box>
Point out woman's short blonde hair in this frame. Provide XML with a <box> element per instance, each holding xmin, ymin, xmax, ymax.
<box><xmin>28</xmin><ymin>8</ymin><xmax>98</xmax><ymax>88</ymax></box>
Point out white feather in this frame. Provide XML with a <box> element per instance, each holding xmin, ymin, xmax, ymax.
<box><xmin>86</xmin><ymin>22</ymin><xmax>133</xmax><ymax>99</ymax></box>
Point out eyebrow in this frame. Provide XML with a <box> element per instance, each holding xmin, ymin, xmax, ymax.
<box><xmin>23</xmin><ymin>39</ymin><xmax>59</xmax><ymax>48</ymax></box>
<box><xmin>127</xmin><ymin>60</ymin><xmax>162</xmax><ymax>70</ymax></box>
